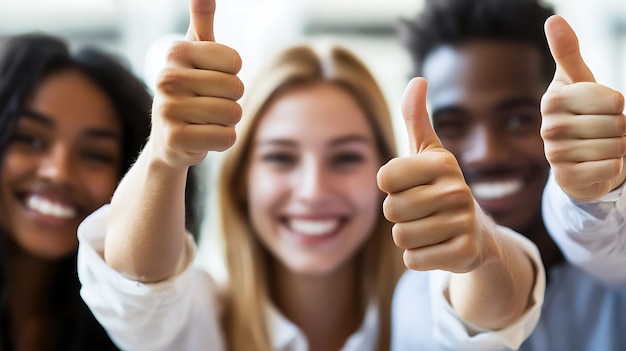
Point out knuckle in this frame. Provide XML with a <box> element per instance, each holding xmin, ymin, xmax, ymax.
<box><xmin>213</xmin><ymin>127</ymin><xmax>237</xmax><ymax>152</ymax></box>
<box><xmin>540</xmin><ymin>120</ymin><xmax>567</xmax><ymax>140</ymax></box>
<box><xmin>156</xmin><ymin>68</ymin><xmax>183</xmax><ymax>95</ymax></box>
<box><xmin>233</xmin><ymin>77</ymin><xmax>245</xmax><ymax>100</ymax></box>
<box><xmin>616</xmin><ymin>137</ymin><xmax>626</xmax><ymax>157</ymax></box>
<box><xmin>453</xmin><ymin>212</ymin><xmax>476</xmax><ymax>233</ymax></box>
<box><xmin>165</xmin><ymin>41</ymin><xmax>190</xmax><ymax>62</ymax></box>
<box><xmin>442</xmin><ymin>183</ymin><xmax>472</xmax><ymax>206</ymax></box>
<box><xmin>403</xmin><ymin>250</ymin><xmax>422</xmax><ymax>271</ymax></box>
<box><xmin>449</xmin><ymin>236</ymin><xmax>481</xmax><ymax>273</ymax></box>
<box><xmin>376</xmin><ymin>164</ymin><xmax>392</xmax><ymax>193</ymax></box>
<box><xmin>392</xmin><ymin>224</ymin><xmax>411</xmax><ymax>249</ymax></box>
<box><xmin>616</xmin><ymin>115</ymin><xmax>626</xmax><ymax>136</ymax></box>
<box><xmin>609</xmin><ymin>90</ymin><xmax>625</xmax><ymax>113</ymax></box>
<box><xmin>231</xmin><ymin>49</ymin><xmax>243</xmax><ymax>74</ymax></box>
<box><xmin>155</xmin><ymin>99</ymin><xmax>179</xmax><ymax>122</ymax></box>
<box><xmin>540</xmin><ymin>90</ymin><xmax>562</xmax><ymax>115</ymax></box>
<box><xmin>230</xmin><ymin>102</ymin><xmax>243</xmax><ymax>125</ymax></box>
<box><xmin>608</xmin><ymin>157</ymin><xmax>623</xmax><ymax>179</ymax></box>
<box><xmin>382</xmin><ymin>196</ymin><xmax>399</xmax><ymax>223</ymax></box>
<box><xmin>164</xmin><ymin>123</ymin><xmax>186</xmax><ymax>149</ymax></box>
<box><xmin>543</xmin><ymin>143</ymin><xmax>568</xmax><ymax>163</ymax></box>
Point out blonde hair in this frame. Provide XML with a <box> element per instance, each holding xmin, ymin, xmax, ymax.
<box><xmin>214</xmin><ymin>40</ymin><xmax>404</xmax><ymax>351</ymax></box>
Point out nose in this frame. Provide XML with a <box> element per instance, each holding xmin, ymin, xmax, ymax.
<box><xmin>37</xmin><ymin>145</ymin><xmax>74</xmax><ymax>187</ymax></box>
<box><xmin>461</xmin><ymin>126</ymin><xmax>510</xmax><ymax>168</ymax></box>
<box><xmin>294</xmin><ymin>156</ymin><xmax>332</xmax><ymax>204</ymax></box>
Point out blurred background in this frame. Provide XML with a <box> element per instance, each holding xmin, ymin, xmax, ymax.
<box><xmin>2</xmin><ymin>0</ymin><xmax>624</xmax><ymax>154</ymax></box>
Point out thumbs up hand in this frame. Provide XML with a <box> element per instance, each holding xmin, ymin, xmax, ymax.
<box><xmin>150</xmin><ymin>0</ymin><xmax>244</xmax><ymax>170</ymax></box>
<box><xmin>377</xmin><ymin>78</ymin><xmax>501</xmax><ymax>274</ymax></box>
<box><xmin>541</xmin><ymin>15</ymin><xmax>626</xmax><ymax>202</ymax></box>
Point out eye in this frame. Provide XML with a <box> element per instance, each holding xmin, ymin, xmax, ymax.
<box><xmin>432</xmin><ymin>117</ymin><xmax>468</xmax><ymax>139</ymax></box>
<box><xmin>82</xmin><ymin>150</ymin><xmax>117</xmax><ymax>165</ymax></box>
<box><xmin>331</xmin><ymin>152</ymin><xmax>364</xmax><ymax>167</ymax></box>
<box><xmin>261</xmin><ymin>152</ymin><xmax>296</xmax><ymax>167</ymax></box>
<box><xmin>10</xmin><ymin>132</ymin><xmax>45</xmax><ymax>151</ymax></box>
<box><xmin>504</xmin><ymin>114</ymin><xmax>540</xmax><ymax>134</ymax></box>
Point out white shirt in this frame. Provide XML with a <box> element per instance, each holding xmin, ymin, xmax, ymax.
<box><xmin>391</xmin><ymin>227</ymin><xmax>546</xmax><ymax>351</ymax></box>
<box><xmin>542</xmin><ymin>172</ymin><xmax>626</xmax><ymax>286</ymax></box>
<box><xmin>78</xmin><ymin>205</ymin><xmax>545</xmax><ymax>351</ymax></box>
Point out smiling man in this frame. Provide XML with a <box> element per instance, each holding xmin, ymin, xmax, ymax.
<box><xmin>391</xmin><ymin>0</ymin><xmax>626</xmax><ymax>350</ymax></box>
<box><xmin>399</xmin><ymin>0</ymin><xmax>558</xmax><ymax>268</ymax></box>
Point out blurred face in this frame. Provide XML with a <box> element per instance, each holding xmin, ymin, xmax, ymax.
<box><xmin>247</xmin><ymin>83</ymin><xmax>381</xmax><ymax>276</ymax></box>
<box><xmin>0</xmin><ymin>69</ymin><xmax>122</xmax><ymax>259</ymax></box>
<box><xmin>423</xmin><ymin>41</ymin><xmax>550</xmax><ymax>235</ymax></box>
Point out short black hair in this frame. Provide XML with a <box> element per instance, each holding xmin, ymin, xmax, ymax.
<box><xmin>398</xmin><ymin>0</ymin><xmax>555</xmax><ymax>81</ymax></box>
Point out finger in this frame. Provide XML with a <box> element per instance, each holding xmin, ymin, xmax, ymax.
<box><xmin>382</xmin><ymin>180</ymin><xmax>472</xmax><ymax>223</ymax></box>
<box><xmin>554</xmin><ymin>158</ymin><xmax>623</xmax><ymax>190</ymax></box>
<box><xmin>165</xmin><ymin>41</ymin><xmax>242</xmax><ymax>74</ymax></box>
<box><xmin>156</xmin><ymin>66</ymin><xmax>244</xmax><ymax>100</ymax></box>
<box><xmin>545</xmin><ymin>15</ymin><xmax>595</xmax><ymax>84</ymax></box>
<box><xmin>402</xmin><ymin>234</ymin><xmax>480</xmax><ymax>273</ymax></box>
<box><xmin>541</xmin><ymin>82</ymin><xmax>625</xmax><ymax>115</ymax></box>
<box><xmin>185</xmin><ymin>0</ymin><xmax>216</xmax><ymax>41</ymax></box>
<box><xmin>157</xmin><ymin>97</ymin><xmax>242</xmax><ymax>126</ymax></box>
<box><xmin>541</xmin><ymin>114</ymin><xmax>626</xmax><ymax>140</ymax></box>
<box><xmin>377</xmin><ymin>152</ymin><xmax>460</xmax><ymax>194</ymax></box>
<box><xmin>544</xmin><ymin>137</ymin><xmax>626</xmax><ymax>163</ymax></box>
<box><xmin>401</xmin><ymin>77</ymin><xmax>443</xmax><ymax>154</ymax></box>
<box><xmin>170</xmin><ymin>123</ymin><xmax>236</xmax><ymax>153</ymax></box>
<box><xmin>391</xmin><ymin>212</ymin><xmax>473</xmax><ymax>250</ymax></box>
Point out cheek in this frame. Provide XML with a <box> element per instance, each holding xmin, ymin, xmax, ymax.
<box><xmin>82</xmin><ymin>171</ymin><xmax>119</xmax><ymax>206</ymax></box>
<box><xmin>516</xmin><ymin>136</ymin><xmax>549</xmax><ymax>164</ymax></box>
<box><xmin>246</xmin><ymin>168</ymin><xmax>285</xmax><ymax>225</ymax></box>
<box><xmin>2</xmin><ymin>151</ymin><xmax>34</xmax><ymax>182</ymax></box>
<box><xmin>349</xmin><ymin>168</ymin><xmax>383</xmax><ymax>218</ymax></box>
<box><xmin>441</xmin><ymin>141</ymin><xmax>462</xmax><ymax>159</ymax></box>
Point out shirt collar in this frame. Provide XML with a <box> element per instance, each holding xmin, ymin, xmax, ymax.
<box><xmin>266</xmin><ymin>301</ymin><xmax>379</xmax><ymax>351</ymax></box>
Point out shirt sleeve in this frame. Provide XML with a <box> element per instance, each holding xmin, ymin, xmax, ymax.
<box><xmin>77</xmin><ymin>205</ymin><xmax>225</xmax><ymax>351</ymax></box>
<box><xmin>542</xmin><ymin>171</ymin><xmax>626</xmax><ymax>286</ymax></box>
<box><xmin>428</xmin><ymin>226</ymin><xmax>545</xmax><ymax>351</ymax></box>
<box><xmin>392</xmin><ymin>227</ymin><xmax>545</xmax><ymax>351</ymax></box>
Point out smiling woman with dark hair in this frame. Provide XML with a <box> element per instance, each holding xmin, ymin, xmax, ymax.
<box><xmin>0</xmin><ymin>33</ymin><xmax>153</xmax><ymax>351</ymax></box>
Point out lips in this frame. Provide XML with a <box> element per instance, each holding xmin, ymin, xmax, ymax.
<box><xmin>469</xmin><ymin>179</ymin><xmax>524</xmax><ymax>200</ymax></box>
<box><xmin>25</xmin><ymin>194</ymin><xmax>77</xmax><ymax>219</ymax></box>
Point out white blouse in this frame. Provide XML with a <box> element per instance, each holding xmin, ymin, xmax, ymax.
<box><xmin>78</xmin><ymin>205</ymin><xmax>545</xmax><ymax>351</ymax></box>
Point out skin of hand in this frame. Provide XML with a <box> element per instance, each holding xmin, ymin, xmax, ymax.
<box><xmin>377</xmin><ymin>78</ymin><xmax>534</xmax><ymax>330</ymax></box>
<box><xmin>104</xmin><ymin>0</ymin><xmax>244</xmax><ymax>282</ymax></box>
<box><xmin>541</xmin><ymin>15</ymin><xmax>626</xmax><ymax>202</ymax></box>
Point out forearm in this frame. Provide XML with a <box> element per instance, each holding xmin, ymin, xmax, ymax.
<box><xmin>104</xmin><ymin>139</ymin><xmax>189</xmax><ymax>283</ymax></box>
<box><xmin>448</xmin><ymin>215</ymin><xmax>535</xmax><ymax>330</ymax></box>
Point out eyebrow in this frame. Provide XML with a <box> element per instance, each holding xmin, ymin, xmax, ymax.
<box><xmin>328</xmin><ymin>135</ymin><xmax>373</xmax><ymax>147</ymax></box>
<box><xmin>493</xmin><ymin>98</ymin><xmax>540</xmax><ymax>111</ymax></box>
<box><xmin>432</xmin><ymin>97</ymin><xmax>540</xmax><ymax>117</ymax></box>
<box><xmin>21</xmin><ymin>109</ymin><xmax>121</xmax><ymax>141</ymax></box>
<box><xmin>255</xmin><ymin>135</ymin><xmax>373</xmax><ymax>148</ymax></box>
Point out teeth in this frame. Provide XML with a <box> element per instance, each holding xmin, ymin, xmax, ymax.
<box><xmin>470</xmin><ymin>179</ymin><xmax>523</xmax><ymax>200</ymax></box>
<box><xmin>26</xmin><ymin>195</ymin><xmax>76</xmax><ymax>219</ymax></box>
<box><xmin>289</xmin><ymin>218</ymin><xmax>339</xmax><ymax>236</ymax></box>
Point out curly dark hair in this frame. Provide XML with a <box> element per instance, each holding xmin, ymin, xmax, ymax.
<box><xmin>398</xmin><ymin>0</ymin><xmax>555</xmax><ymax>82</ymax></box>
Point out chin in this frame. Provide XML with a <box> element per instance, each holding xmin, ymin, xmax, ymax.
<box><xmin>19</xmin><ymin>239</ymin><xmax>78</xmax><ymax>261</ymax></box>
<box><xmin>285</xmin><ymin>258</ymin><xmax>344</xmax><ymax>276</ymax></box>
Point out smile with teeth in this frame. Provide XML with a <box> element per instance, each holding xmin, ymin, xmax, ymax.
<box><xmin>288</xmin><ymin>218</ymin><xmax>341</xmax><ymax>236</ymax></box>
<box><xmin>26</xmin><ymin>194</ymin><xmax>77</xmax><ymax>219</ymax></box>
<box><xmin>470</xmin><ymin>179</ymin><xmax>524</xmax><ymax>200</ymax></box>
